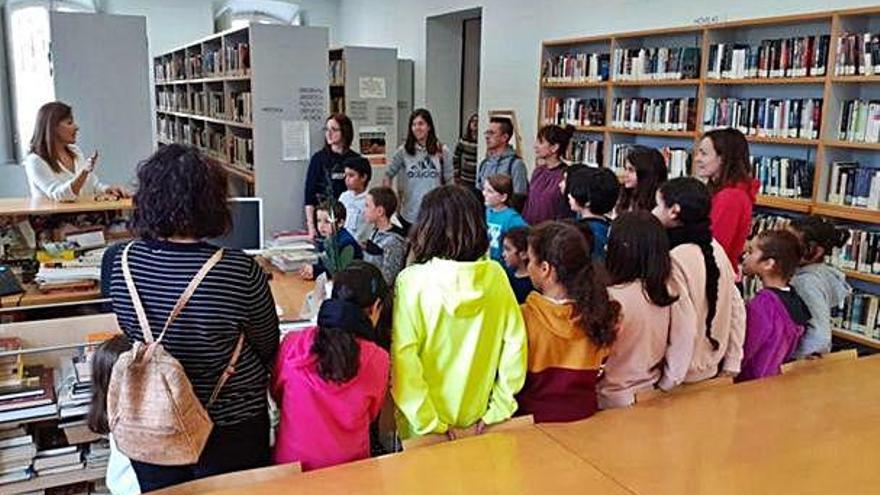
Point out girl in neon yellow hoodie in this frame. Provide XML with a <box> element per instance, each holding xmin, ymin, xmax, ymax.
<box><xmin>392</xmin><ymin>185</ymin><xmax>528</xmax><ymax>439</ymax></box>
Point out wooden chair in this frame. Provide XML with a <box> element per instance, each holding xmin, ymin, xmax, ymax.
<box><xmin>148</xmin><ymin>462</ymin><xmax>302</xmax><ymax>495</ymax></box>
<box><xmin>635</xmin><ymin>376</ymin><xmax>735</xmax><ymax>403</ymax></box>
<box><xmin>401</xmin><ymin>415</ymin><xmax>535</xmax><ymax>451</ymax></box>
<box><xmin>780</xmin><ymin>349</ymin><xmax>858</xmax><ymax>375</ymax></box>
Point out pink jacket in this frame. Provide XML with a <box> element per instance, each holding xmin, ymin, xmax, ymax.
<box><xmin>599</xmin><ymin>280</ymin><xmax>697</xmax><ymax>409</ymax></box>
<box><xmin>670</xmin><ymin>241</ymin><xmax>746</xmax><ymax>383</ymax></box>
<box><xmin>272</xmin><ymin>327</ymin><xmax>389</xmax><ymax>471</ymax></box>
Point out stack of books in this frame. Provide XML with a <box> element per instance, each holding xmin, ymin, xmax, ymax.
<box><xmin>32</xmin><ymin>446</ymin><xmax>83</xmax><ymax>477</ymax></box>
<box><xmin>834</xmin><ymin>32</ymin><xmax>880</xmax><ymax>76</ymax></box>
<box><xmin>0</xmin><ymin>426</ymin><xmax>36</xmax><ymax>486</ymax></box>
<box><xmin>0</xmin><ymin>366</ymin><xmax>57</xmax><ymax>427</ymax></box>
<box><xmin>265</xmin><ymin>235</ymin><xmax>318</xmax><ymax>273</ymax></box>
<box><xmin>702</xmin><ymin>97</ymin><xmax>822</xmax><ymax>139</ymax></box>
<box><xmin>542</xmin><ymin>52</ymin><xmax>610</xmax><ymax>83</ymax></box>
<box><xmin>611</xmin><ymin>46</ymin><xmax>700</xmax><ymax>80</ymax></box>
<box><xmin>84</xmin><ymin>440</ymin><xmax>109</xmax><ymax>470</ymax></box>
<box><xmin>751</xmin><ymin>155</ymin><xmax>814</xmax><ymax>199</ymax></box>
<box><xmin>827</xmin><ymin>161</ymin><xmax>880</xmax><ymax>209</ymax></box>
<box><xmin>57</xmin><ymin>359</ymin><xmax>92</xmax><ymax>430</ymax></box>
<box><xmin>707</xmin><ymin>36</ymin><xmax>831</xmax><ymax>79</ymax></box>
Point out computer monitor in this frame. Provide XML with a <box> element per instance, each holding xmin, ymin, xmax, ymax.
<box><xmin>209</xmin><ymin>197</ymin><xmax>264</xmax><ymax>254</ymax></box>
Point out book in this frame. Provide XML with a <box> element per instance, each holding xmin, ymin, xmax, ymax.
<box><xmin>36</xmin><ymin>461</ymin><xmax>84</xmax><ymax>476</ymax></box>
<box><xmin>33</xmin><ymin>449</ymin><xmax>82</xmax><ymax>471</ymax></box>
<box><xmin>0</xmin><ymin>434</ymin><xmax>32</xmax><ymax>450</ymax></box>
<box><xmin>611</xmin><ymin>97</ymin><xmax>696</xmax><ymax>131</ymax></box>
<box><xmin>0</xmin><ymin>468</ymin><xmax>30</xmax><ymax>485</ymax></box>
<box><xmin>0</xmin><ymin>368</ymin><xmax>56</xmax><ymax>425</ymax></box>
<box><xmin>0</xmin><ymin>367</ymin><xmax>54</xmax><ymax>414</ymax></box>
<box><xmin>541</xmin><ymin>97</ymin><xmax>605</xmax><ymax>127</ymax></box>
<box><xmin>0</xmin><ymin>443</ymin><xmax>37</xmax><ymax>464</ymax></box>
<box><xmin>703</xmin><ymin>97</ymin><xmax>822</xmax><ymax>139</ymax></box>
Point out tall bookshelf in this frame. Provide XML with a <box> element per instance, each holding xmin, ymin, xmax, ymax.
<box><xmin>328</xmin><ymin>46</ymin><xmax>398</xmax><ymax>170</ymax></box>
<box><xmin>153</xmin><ymin>24</ymin><xmax>329</xmax><ymax>235</ymax></box>
<box><xmin>539</xmin><ymin>7</ymin><xmax>880</xmax><ymax>349</ymax></box>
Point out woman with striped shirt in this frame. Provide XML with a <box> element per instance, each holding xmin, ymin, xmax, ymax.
<box><xmin>103</xmin><ymin>144</ymin><xmax>279</xmax><ymax>491</ymax></box>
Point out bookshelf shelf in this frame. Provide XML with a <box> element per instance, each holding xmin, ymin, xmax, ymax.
<box><xmin>541</xmin><ymin>80</ymin><xmax>608</xmax><ymax>89</ymax></box>
<box><xmin>754</xmin><ymin>195</ymin><xmax>812</xmax><ymax>212</ymax></box>
<box><xmin>823</xmin><ymin>140</ymin><xmax>880</xmax><ymax>151</ymax></box>
<box><xmin>812</xmin><ymin>203</ymin><xmax>880</xmax><ymax>224</ymax></box>
<box><xmin>831</xmin><ymin>75</ymin><xmax>880</xmax><ymax>84</ymax></box>
<box><xmin>608</xmin><ymin>128</ymin><xmax>696</xmax><ymax>138</ymax></box>
<box><xmin>704</xmin><ymin>77</ymin><xmax>825</xmax><ymax>85</ymax></box>
<box><xmin>156</xmin><ymin>109</ymin><xmax>253</xmax><ymax>129</ymax></box>
<box><xmin>612</xmin><ymin>78</ymin><xmax>700</xmax><ymax>87</ymax></box>
<box><xmin>745</xmin><ymin>136</ymin><xmax>820</xmax><ymax>146</ymax></box>
<box><xmin>571</xmin><ymin>125</ymin><xmax>608</xmax><ymax>133</ymax></box>
<box><xmin>844</xmin><ymin>270</ymin><xmax>880</xmax><ymax>285</ymax></box>
<box><xmin>155</xmin><ymin>73</ymin><xmax>251</xmax><ymax>85</ymax></box>
<box><xmin>218</xmin><ymin>162</ymin><xmax>256</xmax><ymax>184</ymax></box>
<box><xmin>832</xmin><ymin>328</ymin><xmax>880</xmax><ymax>350</ymax></box>
<box><xmin>2</xmin><ymin>466</ymin><xmax>107</xmax><ymax>494</ymax></box>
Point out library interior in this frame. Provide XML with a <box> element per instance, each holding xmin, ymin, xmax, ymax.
<box><xmin>0</xmin><ymin>0</ymin><xmax>879</xmax><ymax>493</ymax></box>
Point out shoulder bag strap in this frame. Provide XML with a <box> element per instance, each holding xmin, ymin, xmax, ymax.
<box><xmin>122</xmin><ymin>241</ymin><xmax>155</xmax><ymax>343</ymax></box>
<box><xmin>207</xmin><ymin>333</ymin><xmax>245</xmax><ymax>407</ymax></box>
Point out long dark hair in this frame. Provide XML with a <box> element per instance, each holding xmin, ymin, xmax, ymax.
<box><xmin>312</xmin><ymin>261</ymin><xmax>390</xmax><ymax>384</ymax></box>
<box><xmin>30</xmin><ymin>101</ymin><xmax>73</xmax><ymax>173</ymax></box>
<box><xmin>789</xmin><ymin>215</ymin><xmax>850</xmax><ymax>264</ymax></box>
<box><xmin>405</xmin><ymin>108</ymin><xmax>441</xmax><ymax>156</ymax></box>
<box><xmin>658</xmin><ymin>178</ymin><xmax>721</xmax><ymax>350</ymax></box>
<box><xmin>324</xmin><ymin>114</ymin><xmax>354</xmax><ymax>151</ymax></box>
<box><xmin>607</xmin><ymin>211</ymin><xmax>678</xmax><ymax>307</ymax></box>
<box><xmin>87</xmin><ymin>335</ymin><xmax>132</xmax><ymax>435</ymax></box>
<box><xmin>528</xmin><ymin>222</ymin><xmax>619</xmax><ymax>346</ymax></box>
<box><xmin>701</xmin><ymin>128</ymin><xmax>752</xmax><ymax>194</ymax></box>
<box><xmin>617</xmin><ymin>145</ymin><xmax>668</xmax><ymax>212</ymax></box>
<box><xmin>410</xmin><ymin>185</ymin><xmax>489</xmax><ymax>264</ymax></box>
<box><xmin>537</xmin><ymin>124</ymin><xmax>575</xmax><ymax>159</ymax></box>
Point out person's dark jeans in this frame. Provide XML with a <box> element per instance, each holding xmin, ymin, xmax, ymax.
<box><xmin>130</xmin><ymin>410</ymin><xmax>271</xmax><ymax>492</ymax></box>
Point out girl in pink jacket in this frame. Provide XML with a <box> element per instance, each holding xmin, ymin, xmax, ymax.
<box><xmin>272</xmin><ymin>261</ymin><xmax>390</xmax><ymax>471</ymax></box>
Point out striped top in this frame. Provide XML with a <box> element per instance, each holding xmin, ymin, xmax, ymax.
<box><xmin>453</xmin><ymin>138</ymin><xmax>478</xmax><ymax>188</ymax></box>
<box><xmin>104</xmin><ymin>239</ymin><xmax>279</xmax><ymax>426</ymax></box>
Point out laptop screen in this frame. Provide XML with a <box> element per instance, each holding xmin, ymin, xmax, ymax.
<box><xmin>209</xmin><ymin>198</ymin><xmax>263</xmax><ymax>253</ymax></box>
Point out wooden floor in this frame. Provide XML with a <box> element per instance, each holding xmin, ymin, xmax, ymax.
<box><xmin>180</xmin><ymin>354</ymin><xmax>880</xmax><ymax>494</ymax></box>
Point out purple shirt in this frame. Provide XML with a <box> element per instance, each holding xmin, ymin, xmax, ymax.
<box><xmin>738</xmin><ymin>289</ymin><xmax>806</xmax><ymax>382</ymax></box>
<box><xmin>523</xmin><ymin>165</ymin><xmax>569</xmax><ymax>225</ymax></box>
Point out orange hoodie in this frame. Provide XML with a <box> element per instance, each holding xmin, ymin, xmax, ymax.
<box><xmin>515</xmin><ymin>293</ymin><xmax>608</xmax><ymax>423</ymax></box>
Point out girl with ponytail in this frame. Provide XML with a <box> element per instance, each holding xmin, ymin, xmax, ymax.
<box><xmin>516</xmin><ymin>221</ymin><xmax>620</xmax><ymax>422</ymax></box>
<box><xmin>272</xmin><ymin>261</ymin><xmax>390</xmax><ymax>471</ymax></box>
<box><xmin>653</xmin><ymin>178</ymin><xmax>746</xmax><ymax>383</ymax></box>
<box><xmin>787</xmin><ymin>216</ymin><xmax>852</xmax><ymax>358</ymax></box>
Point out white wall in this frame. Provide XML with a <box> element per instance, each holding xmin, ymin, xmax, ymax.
<box><xmin>337</xmin><ymin>0</ymin><xmax>879</xmax><ymax>165</ymax></box>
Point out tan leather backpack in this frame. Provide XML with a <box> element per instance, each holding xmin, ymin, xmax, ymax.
<box><xmin>107</xmin><ymin>242</ymin><xmax>244</xmax><ymax>466</ymax></box>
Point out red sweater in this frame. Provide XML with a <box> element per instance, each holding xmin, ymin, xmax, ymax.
<box><xmin>710</xmin><ymin>180</ymin><xmax>758</xmax><ymax>276</ymax></box>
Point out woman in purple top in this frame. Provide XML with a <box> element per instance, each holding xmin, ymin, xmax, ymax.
<box><xmin>522</xmin><ymin>125</ymin><xmax>574</xmax><ymax>224</ymax></box>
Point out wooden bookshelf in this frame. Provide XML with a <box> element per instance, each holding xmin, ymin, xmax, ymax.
<box><xmin>754</xmin><ymin>195</ymin><xmax>812</xmax><ymax>213</ymax></box>
<box><xmin>571</xmin><ymin>125</ymin><xmax>608</xmax><ymax>133</ymax></box>
<box><xmin>823</xmin><ymin>140</ymin><xmax>880</xmax><ymax>151</ymax></box>
<box><xmin>1</xmin><ymin>466</ymin><xmax>107</xmax><ymax>494</ymax></box>
<box><xmin>153</xmin><ymin>24</ymin><xmax>329</xmax><ymax>234</ymax></box>
<box><xmin>812</xmin><ymin>203</ymin><xmax>880</xmax><ymax>225</ymax></box>
<box><xmin>745</xmin><ymin>136</ymin><xmax>820</xmax><ymax>146</ymax></box>
<box><xmin>844</xmin><ymin>270</ymin><xmax>880</xmax><ymax>285</ymax></box>
<box><xmin>831</xmin><ymin>75</ymin><xmax>880</xmax><ymax>83</ymax></box>
<box><xmin>608</xmin><ymin>128</ymin><xmax>696</xmax><ymax>139</ymax></box>
<box><xmin>612</xmin><ymin>78</ymin><xmax>700</xmax><ymax>87</ymax></box>
<box><xmin>541</xmin><ymin>80</ymin><xmax>608</xmax><ymax>89</ymax></box>
<box><xmin>833</xmin><ymin>328</ymin><xmax>880</xmax><ymax>350</ymax></box>
<box><xmin>704</xmin><ymin>77</ymin><xmax>825</xmax><ymax>85</ymax></box>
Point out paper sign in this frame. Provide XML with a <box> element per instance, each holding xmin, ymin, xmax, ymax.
<box><xmin>282</xmin><ymin>120</ymin><xmax>310</xmax><ymax>162</ymax></box>
<box><xmin>358</xmin><ymin>77</ymin><xmax>386</xmax><ymax>99</ymax></box>
<box><xmin>298</xmin><ymin>87</ymin><xmax>326</xmax><ymax>123</ymax></box>
<box><xmin>375</xmin><ymin>106</ymin><xmax>395</xmax><ymax>126</ymax></box>
<box><xmin>349</xmin><ymin>100</ymin><xmax>368</xmax><ymax>121</ymax></box>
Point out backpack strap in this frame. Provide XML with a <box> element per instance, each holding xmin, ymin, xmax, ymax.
<box><xmin>207</xmin><ymin>333</ymin><xmax>245</xmax><ymax>407</ymax></box>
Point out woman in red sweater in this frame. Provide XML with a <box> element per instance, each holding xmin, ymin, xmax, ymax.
<box><xmin>695</xmin><ymin>128</ymin><xmax>759</xmax><ymax>277</ymax></box>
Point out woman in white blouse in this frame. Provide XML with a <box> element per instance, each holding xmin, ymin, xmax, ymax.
<box><xmin>23</xmin><ymin>101</ymin><xmax>127</xmax><ymax>201</ymax></box>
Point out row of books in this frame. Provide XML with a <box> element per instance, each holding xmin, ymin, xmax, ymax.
<box><xmin>542</xmin><ymin>52</ymin><xmax>610</xmax><ymax>83</ymax></box>
<box><xmin>702</xmin><ymin>97</ymin><xmax>823</xmax><ymax>140</ymax></box>
<box><xmin>329</xmin><ymin>59</ymin><xmax>345</xmax><ymax>86</ymax></box>
<box><xmin>610</xmin><ymin>97</ymin><xmax>696</xmax><ymax>132</ymax></box>
<box><xmin>568</xmin><ymin>138</ymin><xmax>602</xmax><ymax>167</ymax></box>
<box><xmin>751</xmin><ymin>155</ymin><xmax>814</xmax><ymax>199</ymax></box>
<box><xmin>157</xmin><ymin>89</ymin><xmax>251</xmax><ymax>124</ymax></box>
<box><xmin>833</xmin><ymin>292</ymin><xmax>880</xmax><ymax>340</ymax></box>
<box><xmin>706</xmin><ymin>36</ymin><xmax>831</xmax><ymax>80</ymax></box>
<box><xmin>540</xmin><ymin>97</ymin><xmax>605</xmax><ymax>127</ymax></box>
<box><xmin>155</xmin><ymin>43</ymin><xmax>250</xmax><ymax>82</ymax></box>
<box><xmin>827</xmin><ymin>162</ymin><xmax>880</xmax><ymax>209</ymax></box>
<box><xmin>610</xmin><ymin>47</ymin><xmax>700</xmax><ymax>81</ymax></box>
<box><xmin>158</xmin><ymin>119</ymin><xmax>249</xmax><ymax>166</ymax></box>
<box><xmin>837</xmin><ymin>99</ymin><xmax>880</xmax><ymax>144</ymax></box>
<box><xmin>229</xmin><ymin>92</ymin><xmax>253</xmax><ymax>124</ymax></box>
<box><xmin>229</xmin><ymin>136</ymin><xmax>255</xmax><ymax>169</ymax></box>
<box><xmin>610</xmin><ymin>144</ymin><xmax>690</xmax><ymax>178</ymax></box>
<box><xmin>834</xmin><ymin>32</ymin><xmax>880</xmax><ymax>76</ymax></box>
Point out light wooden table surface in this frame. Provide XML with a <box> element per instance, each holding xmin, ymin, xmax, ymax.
<box><xmin>267</xmin><ymin>271</ymin><xmax>314</xmax><ymax>321</ymax></box>
<box><xmin>539</xmin><ymin>354</ymin><xmax>880</xmax><ymax>495</ymax></box>
<box><xmin>184</xmin><ymin>427</ymin><xmax>631</xmax><ymax>495</ymax></box>
<box><xmin>0</xmin><ymin>197</ymin><xmax>133</xmax><ymax>216</ymax></box>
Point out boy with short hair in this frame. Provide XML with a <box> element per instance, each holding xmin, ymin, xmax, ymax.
<box><xmin>338</xmin><ymin>157</ymin><xmax>372</xmax><ymax>243</ymax></box>
<box><xmin>566</xmin><ymin>167</ymin><xmax>620</xmax><ymax>260</ymax></box>
<box><xmin>738</xmin><ymin>229</ymin><xmax>811</xmax><ymax>382</ymax></box>
<box><xmin>362</xmin><ymin>187</ymin><xmax>408</xmax><ymax>285</ymax></box>
<box><xmin>299</xmin><ymin>201</ymin><xmax>363</xmax><ymax>280</ymax></box>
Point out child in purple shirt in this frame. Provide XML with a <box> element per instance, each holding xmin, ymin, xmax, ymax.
<box><xmin>738</xmin><ymin>229</ymin><xmax>811</xmax><ymax>382</ymax></box>
<box><xmin>522</xmin><ymin>125</ymin><xmax>574</xmax><ymax>224</ymax></box>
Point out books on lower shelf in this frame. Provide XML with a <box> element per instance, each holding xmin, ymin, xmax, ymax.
<box><xmin>611</xmin><ymin>46</ymin><xmax>700</xmax><ymax>81</ymax></box>
<box><xmin>830</xmin><ymin>227</ymin><xmax>880</xmax><ymax>276</ymax></box>
<box><xmin>703</xmin><ymin>98</ymin><xmax>822</xmax><ymax>139</ymax></box>
<box><xmin>611</xmin><ymin>97</ymin><xmax>696</xmax><ymax>131</ymax></box>
<box><xmin>751</xmin><ymin>155</ymin><xmax>814</xmax><ymax>199</ymax></box>
<box><xmin>542</xmin><ymin>52</ymin><xmax>610</xmax><ymax>83</ymax></box>
<box><xmin>329</xmin><ymin>59</ymin><xmax>345</xmax><ymax>86</ymax></box>
<box><xmin>611</xmin><ymin>144</ymin><xmax>689</xmax><ymax>178</ymax></box>
<box><xmin>827</xmin><ymin>162</ymin><xmax>880</xmax><ymax>209</ymax></box>
<box><xmin>837</xmin><ymin>100</ymin><xmax>880</xmax><ymax>144</ymax></box>
<box><xmin>0</xmin><ymin>427</ymin><xmax>36</xmax><ymax>486</ymax></box>
<box><xmin>833</xmin><ymin>291</ymin><xmax>880</xmax><ymax>340</ymax></box>
<box><xmin>541</xmin><ymin>97</ymin><xmax>605</xmax><ymax>127</ymax></box>
<box><xmin>228</xmin><ymin>136</ymin><xmax>254</xmax><ymax>169</ymax></box>
<box><xmin>707</xmin><ymin>36</ymin><xmax>830</xmax><ymax>79</ymax></box>
<box><xmin>834</xmin><ymin>32</ymin><xmax>880</xmax><ymax>76</ymax></box>
<box><xmin>0</xmin><ymin>367</ymin><xmax>57</xmax><ymax>426</ymax></box>
<box><xmin>568</xmin><ymin>137</ymin><xmax>602</xmax><ymax>167</ymax></box>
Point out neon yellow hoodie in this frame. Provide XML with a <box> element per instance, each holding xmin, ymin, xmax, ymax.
<box><xmin>391</xmin><ymin>258</ymin><xmax>527</xmax><ymax>438</ymax></box>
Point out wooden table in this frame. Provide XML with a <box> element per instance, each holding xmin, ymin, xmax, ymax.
<box><xmin>267</xmin><ymin>271</ymin><xmax>314</xmax><ymax>321</ymax></box>
<box><xmin>0</xmin><ymin>197</ymin><xmax>133</xmax><ymax>216</ymax></box>
<box><xmin>181</xmin><ymin>428</ymin><xmax>631</xmax><ymax>495</ymax></box>
<box><xmin>539</xmin><ymin>355</ymin><xmax>880</xmax><ymax>495</ymax></box>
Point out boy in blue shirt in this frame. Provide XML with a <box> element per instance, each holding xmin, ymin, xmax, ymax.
<box><xmin>566</xmin><ymin>167</ymin><xmax>620</xmax><ymax>261</ymax></box>
<box><xmin>483</xmin><ymin>174</ymin><xmax>527</xmax><ymax>262</ymax></box>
